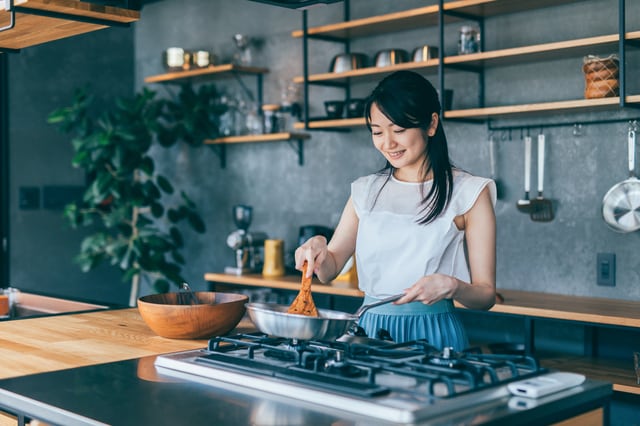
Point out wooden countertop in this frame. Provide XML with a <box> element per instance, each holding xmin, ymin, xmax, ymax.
<box><xmin>0</xmin><ymin>308</ymin><xmax>254</xmax><ymax>380</ymax></box>
<box><xmin>1</xmin><ymin>299</ymin><xmax>638</xmax><ymax>397</ymax></box>
<box><xmin>206</xmin><ymin>273</ymin><xmax>640</xmax><ymax>328</ymax></box>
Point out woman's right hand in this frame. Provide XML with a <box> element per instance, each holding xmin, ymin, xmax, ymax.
<box><xmin>294</xmin><ymin>235</ymin><xmax>329</xmax><ymax>278</ymax></box>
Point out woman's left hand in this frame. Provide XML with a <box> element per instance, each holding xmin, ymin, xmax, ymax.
<box><xmin>394</xmin><ymin>274</ymin><xmax>459</xmax><ymax>305</ymax></box>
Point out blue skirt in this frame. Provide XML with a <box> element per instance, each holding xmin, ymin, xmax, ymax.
<box><xmin>358</xmin><ymin>295</ymin><xmax>469</xmax><ymax>351</ymax></box>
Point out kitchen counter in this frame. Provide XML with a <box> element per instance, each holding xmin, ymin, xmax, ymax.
<box><xmin>206</xmin><ymin>273</ymin><xmax>640</xmax><ymax>395</ymax></box>
<box><xmin>0</xmin><ymin>305</ymin><xmax>613</xmax><ymax>426</ymax></box>
<box><xmin>205</xmin><ymin>272</ymin><xmax>640</xmax><ymax>326</ymax></box>
<box><xmin>0</xmin><ymin>308</ymin><xmax>254</xmax><ymax>380</ymax></box>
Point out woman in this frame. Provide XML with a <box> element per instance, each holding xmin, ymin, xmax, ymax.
<box><xmin>295</xmin><ymin>71</ymin><xmax>496</xmax><ymax>350</ymax></box>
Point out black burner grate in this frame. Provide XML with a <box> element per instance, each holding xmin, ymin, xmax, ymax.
<box><xmin>200</xmin><ymin>333</ymin><xmax>544</xmax><ymax>399</ymax></box>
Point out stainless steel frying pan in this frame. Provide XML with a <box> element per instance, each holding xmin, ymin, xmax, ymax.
<box><xmin>602</xmin><ymin>122</ymin><xmax>640</xmax><ymax>233</ymax></box>
<box><xmin>245</xmin><ymin>294</ymin><xmax>402</xmax><ymax>340</ymax></box>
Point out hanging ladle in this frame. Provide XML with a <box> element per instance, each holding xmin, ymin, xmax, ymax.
<box><xmin>516</xmin><ymin>134</ymin><xmax>534</xmax><ymax>213</ymax></box>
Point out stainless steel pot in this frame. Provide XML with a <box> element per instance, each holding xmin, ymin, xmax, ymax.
<box><xmin>374</xmin><ymin>49</ymin><xmax>409</xmax><ymax>67</ymax></box>
<box><xmin>328</xmin><ymin>53</ymin><xmax>369</xmax><ymax>73</ymax></box>
<box><xmin>245</xmin><ymin>294</ymin><xmax>402</xmax><ymax>340</ymax></box>
<box><xmin>412</xmin><ymin>45</ymin><xmax>438</xmax><ymax>62</ymax></box>
<box><xmin>602</xmin><ymin>122</ymin><xmax>640</xmax><ymax>232</ymax></box>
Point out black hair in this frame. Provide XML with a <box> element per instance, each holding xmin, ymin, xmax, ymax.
<box><xmin>364</xmin><ymin>70</ymin><xmax>454</xmax><ymax>225</ymax></box>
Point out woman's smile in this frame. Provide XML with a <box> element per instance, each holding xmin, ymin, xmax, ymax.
<box><xmin>369</xmin><ymin>103</ymin><xmax>431</xmax><ymax>180</ymax></box>
<box><xmin>387</xmin><ymin>149</ymin><xmax>406</xmax><ymax>160</ymax></box>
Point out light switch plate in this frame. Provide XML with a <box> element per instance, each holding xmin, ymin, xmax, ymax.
<box><xmin>596</xmin><ymin>253</ymin><xmax>616</xmax><ymax>287</ymax></box>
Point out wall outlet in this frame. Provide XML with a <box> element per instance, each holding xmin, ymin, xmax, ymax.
<box><xmin>596</xmin><ymin>253</ymin><xmax>616</xmax><ymax>287</ymax></box>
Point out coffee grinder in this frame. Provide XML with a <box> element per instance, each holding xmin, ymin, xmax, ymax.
<box><xmin>224</xmin><ymin>205</ymin><xmax>268</xmax><ymax>275</ymax></box>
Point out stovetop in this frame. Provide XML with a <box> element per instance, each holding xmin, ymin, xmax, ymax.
<box><xmin>154</xmin><ymin>333</ymin><xmax>589</xmax><ymax>424</ymax></box>
<box><xmin>0</xmin><ymin>332</ymin><xmax>613</xmax><ymax>426</ymax></box>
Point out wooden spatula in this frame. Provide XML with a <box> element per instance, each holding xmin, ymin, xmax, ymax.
<box><xmin>287</xmin><ymin>261</ymin><xmax>319</xmax><ymax>317</ymax></box>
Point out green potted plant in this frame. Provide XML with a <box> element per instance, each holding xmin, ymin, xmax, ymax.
<box><xmin>47</xmin><ymin>83</ymin><xmax>224</xmax><ymax>306</ymax></box>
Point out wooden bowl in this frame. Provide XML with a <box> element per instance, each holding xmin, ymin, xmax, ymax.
<box><xmin>137</xmin><ymin>292</ymin><xmax>248</xmax><ymax>339</ymax></box>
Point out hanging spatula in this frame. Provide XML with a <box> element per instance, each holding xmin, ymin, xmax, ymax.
<box><xmin>530</xmin><ymin>132</ymin><xmax>555</xmax><ymax>222</ymax></box>
<box><xmin>516</xmin><ymin>135</ymin><xmax>534</xmax><ymax>213</ymax></box>
<box><xmin>287</xmin><ymin>261</ymin><xmax>319</xmax><ymax>317</ymax></box>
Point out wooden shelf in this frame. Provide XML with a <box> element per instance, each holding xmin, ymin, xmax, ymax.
<box><xmin>294</xmin><ymin>32</ymin><xmax>640</xmax><ymax>86</ymax></box>
<box><xmin>144</xmin><ymin>64</ymin><xmax>269</xmax><ymax>85</ymax></box>
<box><xmin>445</xmin><ymin>96</ymin><xmax>640</xmax><ymax>120</ymax></box>
<box><xmin>292</xmin><ymin>97</ymin><xmax>640</xmax><ymax>129</ymax></box>
<box><xmin>480</xmin><ymin>289</ymin><xmax>640</xmax><ymax>328</ymax></box>
<box><xmin>293</xmin><ymin>1</ymin><xmax>639</xmax><ymax>129</ymax></box>
<box><xmin>293</xmin><ymin>60</ymin><xmax>438</xmax><ymax>85</ymax></box>
<box><xmin>293</xmin><ymin>117</ymin><xmax>365</xmax><ymax>129</ymax></box>
<box><xmin>0</xmin><ymin>0</ymin><xmax>139</xmax><ymax>50</ymax></box>
<box><xmin>291</xmin><ymin>0</ymin><xmax>582</xmax><ymax>40</ymax></box>
<box><xmin>445</xmin><ymin>32</ymin><xmax>640</xmax><ymax>68</ymax></box>
<box><xmin>204</xmin><ymin>132</ymin><xmax>310</xmax><ymax>145</ymax></box>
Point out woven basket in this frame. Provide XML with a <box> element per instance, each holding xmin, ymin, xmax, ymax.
<box><xmin>583</xmin><ymin>54</ymin><xmax>619</xmax><ymax>99</ymax></box>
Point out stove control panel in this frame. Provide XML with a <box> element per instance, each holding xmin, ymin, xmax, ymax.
<box><xmin>507</xmin><ymin>372</ymin><xmax>586</xmax><ymax>398</ymax></box>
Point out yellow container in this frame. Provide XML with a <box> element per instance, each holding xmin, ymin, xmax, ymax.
<box><xmin>262</xmin><ymin>239</ymin><xmax>285</xmax><ymax>278</ymax></box>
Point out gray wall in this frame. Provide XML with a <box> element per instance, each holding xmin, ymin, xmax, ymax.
<box><xmin>5</xmin><ymin>0</ymin><xmax>640</xmax><ymax>307</ymax></box>
<box><xmin>134</xmin><ymin>0</ymin><xmax>640</xmax><ymax>301</ymax></box>
<box><xmin>7</xmin><ymin>27</ymin><xmax>135</xmax><ymax>305</ymax></box>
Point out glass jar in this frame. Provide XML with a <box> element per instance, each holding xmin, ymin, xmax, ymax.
<box><xmin>261</xmin><ymin>104</ymin><xmax>281</xmax><ymax>134</ymax></box>
<box><xmin>458</xmin><ymin>26</ymin><xmax>480</xmax><ymax>55</ymax></box>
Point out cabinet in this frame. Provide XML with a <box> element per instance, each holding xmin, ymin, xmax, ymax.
<box><xmin>0</xmin><ymin>0</ymin><xmax>139</xmax><ymax>51</ymax></box>
<box><xmin>144</xmin><ymin>64</ymin><xmax>311</xmax><ymax>166</ymax></box>
<box><xmin>292</xmin><ymin>0</ymin><xmax>640</xmax><ymax>130</ymax></box>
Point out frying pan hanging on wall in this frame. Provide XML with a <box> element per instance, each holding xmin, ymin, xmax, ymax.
<box><xmin>602</xmin><ymin>121</ymin><xmax>640</xmax><ymax>233</ymax></box>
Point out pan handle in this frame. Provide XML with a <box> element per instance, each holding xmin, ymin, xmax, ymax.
<box><xmin>353</xmin><ymin>294</ymin><xmax>403</xmax><ymax>317</ymax></box>
<box><xmin>629</xmin><ymin>124</ymin><xmax>636</xmax><ymax>178</ymax></box>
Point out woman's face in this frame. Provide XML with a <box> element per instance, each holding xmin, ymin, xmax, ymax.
<box><xmin>369</xmin><ymin>103</ymin><xmax>437</xmax><ymax>181</ymax></box>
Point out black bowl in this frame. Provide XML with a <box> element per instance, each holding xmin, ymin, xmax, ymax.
<box><xmin>346</xmin><ymin>98</ymin><xmax>365</xmax><ymax>118</ymax></box>
<box><xmin>324</xmin><ymin>100</ymin><xmax>345</xmax><ymax>119</ymax></box>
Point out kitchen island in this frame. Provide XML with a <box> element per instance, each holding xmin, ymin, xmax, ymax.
<box><xmin>0</xmin><ymin>306</ymin><xmax>612</xmax><ymax>425</ymax></box>
<box><xmin>0</xmin><ymin>302</ymin><xmax>611</xmax><ymax>426</ymax></box>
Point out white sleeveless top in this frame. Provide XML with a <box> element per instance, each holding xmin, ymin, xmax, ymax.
<box><xmin>351</xmin><ymin>170</ymin><xmax>496</xmax><ymax>298</ymax></box>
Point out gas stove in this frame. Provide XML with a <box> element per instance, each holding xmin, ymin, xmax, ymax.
<box><xmin>154</xmin><ymin>333</ymin><xmax>600</xmax><ymax>424</ymax></box>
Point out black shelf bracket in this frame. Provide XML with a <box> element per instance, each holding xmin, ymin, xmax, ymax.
<box><xmin>231</xmin><ymin>71</ymin><xmax>262</xmax><ymax>105</ymax></box>
<box><xmin>207</xmin><ymin>144</ymin><xmax>227</xmax><ymax>169</ymax></box>
<box><xmin>286</xmin><ymin>138</ymin><xmax>305</xmax><ymax>166</ymax></box>
<box><xmin>300</xmin><ymin>1</ymin><xmax>355</xmax><ymax>132</ymax></box>
<box><xmin>307</xmin><ymin>81</ymin><xmax>349</xmax><ymax>88</ymax></box>
<box><xmin>306</xmin><ymin>34</ymin><xmax>349</xmax><ymax>43</ymax></box>
<box><xmin>439</xmin><ymin>1</ymin><xmax>486</xmax><ymax>112</ymax></box>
